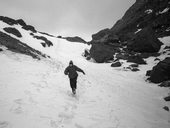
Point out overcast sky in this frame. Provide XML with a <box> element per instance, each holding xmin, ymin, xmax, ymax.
<box><xmin>0</xmin><ymin>0</ymin><xmax>135</xmax><ymax>40</ymax></box>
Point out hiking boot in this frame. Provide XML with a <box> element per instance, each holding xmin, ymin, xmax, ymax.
<box><xmin>72</xmin><ymin>89</ymin><xmax>76</xmax><ymax>95</ymax></box>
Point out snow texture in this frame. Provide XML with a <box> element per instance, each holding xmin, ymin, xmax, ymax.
<box><xmin>0</xmin><ymin>19</ymin><xmax>170</xmax><ymax>128</ymax></box>
<box><xmin>159</xmin><ymin>8</ymin><xmax>169</xmax><ymax>14</ymax></box>
<box><xmin>145</xmin><ymin>9</ymin><xmax>153</xmax><ymax>14</ymax></box>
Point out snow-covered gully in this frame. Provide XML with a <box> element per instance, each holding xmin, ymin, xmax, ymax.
<box><xmin>0</xmin><ymin>21</ymin><xmax>170</xmax><ymax>128</ymax></box>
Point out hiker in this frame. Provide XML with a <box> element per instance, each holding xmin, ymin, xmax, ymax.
<box><xmin>64</xmin><ymin>60</ymin><xmax>85</xmax><ymax>94</ymax></box>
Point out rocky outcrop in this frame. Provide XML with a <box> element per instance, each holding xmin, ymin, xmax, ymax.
<box><xmin>31</xmin><ymin>33</ymin><xmax>53</xmax><ymax>47</ymax></box>
<box><xmin>0</xmin><ymin>16</ymin><xmax>37</xmax><ymax>33</ymax></box>
<box><xmin>89</xmin><ymin>0</ymin><xmax>170</xmax><ymax>63</ymax></box>
<box><xmin>147</xmin><ymin>57</ymin><xmax>170</xmax><ymax>83</ymax></box>
<box><xmin>63</xmin><ymin>36</ymin><xmax>87</xmax><ymax>44</ymax></box>
<box><xmin>0</xmin><ymin>16</ymin><xmax>17</xmax><ymax>25</ymax></box>
<box><xmin>0</xmin><ymin>31</ymin><xmax>46</xmax><ymax>59</ymax></box>
<box><xmin>16</xmin><ymin>19</ymin><xmax>27</xmax><ymax>26</ymax></box>
<box><xmin>111</xmin><ymin>61</ymin><xmax>122</xmax><ymax>67</ymax></box>
<box><xmin>90</xmin><ymin>43</ymin><xmax>115</xmax><ymax>63</ymax></box>
<box><xmin>164</xmin><ymin>96</ymin><xmax>170</xmax><ymax>101</ymax></box>
<box><xmin>159</xmin><ymin>81</ymin><xmax>170</xmax><ymax>87</ymax></box>
<box><xmin>3</xmin><ymin>27</ymin><xmax>22</xmax><ymax>38</ymax></box>
<box><xmin>22</xmin><ymin>25</ymin><xmax>36</xmax><ymax>33</ymax></box>
<box><xmin>127</xmin><ymin>27</ymin><xmax>162</xmax><ymax>53</ymax></box>
<box><xmin>163</xmin><ymin>106</ymin><xmax>169</xmax><ymax>111</ymax></box>
<box><xmin>127</xmin><ymin>55</ymin><xmax>146</xmax><ymax>64</ymax></box>
<box><xmin>39</xmin><ymin>32</ymin><xmax>56</xmax><ymax>38</ymax></box>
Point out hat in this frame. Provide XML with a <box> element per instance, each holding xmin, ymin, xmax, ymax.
<box><xmin>69</xmin><ymin>60</ymin><xmax>73</xmax><ymax>64</ymax></box>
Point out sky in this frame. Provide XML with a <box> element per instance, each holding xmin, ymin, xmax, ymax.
<box><xmin>0</xmin><ymin>0</ymin><xmax>135</xmax><ymax>40</ymax></box>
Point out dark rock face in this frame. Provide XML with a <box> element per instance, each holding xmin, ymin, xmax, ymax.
<box><xmin>127</xmin><ymin>55</ymin><xmax>146</xmax><ymax>64</ymax></box>
<box><xmin>129</xmin><ymin>63</ymin><xmax>139</xmax><ymax>68</ymax></box>
<box><xmin>3</xmin><ymin>27</ymin><xmax>22</xmax><ymax>38</ymax></box>
<box><xmin>0</xmin><ymin>16</ymin><xmax>37</xmax><ymax>33</ymax></box>
<box><xmin>110</xmin><ymin>0</ymin><xmax>170</xmax><ymax>39</ymax></box>
<box><xmin>127</xmin><ymin>27</ymin><xmax>162</xmax><ymax>53</ymax></box>
<box><xmin>0</xmin><ymin>16</ymin><xmax>17</xmax><ymax>25</ymax></box>
<box><xmin>57</xmin><ymin>35</ymin><xmax>62</xmax><ymax>38</ymax></box>
<box><xmin>92</xmin><ymin>28</ymin><xmax>111</xmax><ymax>41</ymax></box>
<box><xmin>111</xmin><ymin>61</ymin><xmax>122</xmax><ymax>67</ymax></box>
<box><xmin>159</xmin><ymin>81</ymin><xmax>170</xmax><ymax>87</ymax></box>
<box><xmin>163</xmin><ymin>106</ymin><xmax>169</xmax><ymax>111</ymax></box>
<box><xmin>31</xmin><ymin>34</ymin><xmax>53</xmax><ymax>47</ymax></box>
<box><xmin>131</xmin><ymin>67</ymin><xmax>140</xmax><ymax>72</ymax></box>
<box><xmin>63</xmin><ymin>36</ymin><xmax>87</xmax><ymax>44</ymax></box>
<box><xmin>16</xmin><ymin>19</ymin><xmax>27</xmax><ymax>26</ymax></box>
<box><xmin>146</xmin><ymin>70</ymin><xmax>152</xmax><ymax>76</ymax></box>
<box><xmin>164</xmin><ymin>96</ymin><xmax>170</xmax><ymax>101</ymax></box>
<box><xmin>90</xmin><ymin>43</ymin><xmax>115</xmax><ymax>63</ymax></box>
<box><xmin>22</xmin><ymin>25</ymin><xmax>36</xmax><ymax>33</ymax></box>
<box><xmin>148</xmin><ymin>57</ymin><xmax>170</xmax><ymax>83</ymax></box>
<box><xmin>0</xmin><ymin>48</ymin><xmax>3</xmax><ymax>52</ymax></box>
<box><xmin>89</xmin><ymin>0</ymin><xmax>170</xmax><ymax>63</ymax></box>
<box><xmin>83</xmin><ymin>49</ymin><xmax>90</xmax><ymax>60</ymax></box>
<box><xmin>0</xmin><ymin>31</ymin><xmax>46</xmax><ymax>59</ymax></box>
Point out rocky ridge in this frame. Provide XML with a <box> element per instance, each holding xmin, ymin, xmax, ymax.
<box><xmin>87</xmin><ymin>0</ymin><xmax>170</xmax><ymax>84</ymax></box>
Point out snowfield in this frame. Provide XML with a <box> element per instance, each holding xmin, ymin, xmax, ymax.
<box><xmin>0</xmin><ymin>21</ymin><xmax>170</xmax><ymax>128</ymax></box>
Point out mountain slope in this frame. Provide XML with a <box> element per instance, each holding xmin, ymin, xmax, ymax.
<box><xmin>89</xmin><ymin>0</ymin><xmax>170</xmax><ymax>63</ymax></box>
<box><xmin>0</xmin><ymin>16</ymin><xmax>170</xmax><ymax>128</ymax></box>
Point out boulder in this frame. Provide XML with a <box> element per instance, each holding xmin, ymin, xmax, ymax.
<box><xmin>129</xmin><ymin>63</ymin><xmax>139</xmax><ymax>68</ymax></box>
<box><xmin>83</xmin><ymin>49</ymin><xmax>90</xmax><ymax>57</ymax></box>
<box><xmin>0</xmin><ymin>48</ymin><xmax>3</xmax><ymax>52</ymax></box>
<box><xmin>158</xmin><ymin>81</ymin><xmax>170</xmax><ymax>87</ymax></box>
<box><xmin>163</xmin><ymin>106</ymin><xmax>169</xmax><ymax>111</ymax></box>
<box><xmin>127</xmin><ymin>27</ymin><xmax>163</xmax><ymax>53</ymax></box>
<box><xmin>127</xmin><ymin>55</ymin><xmax>146</xmax><ymax>64</ymax></box>
<box><xmin>111</xmin><ymin>61</ymin><xmax>122</xmax><ymax>67</ymax></box>
<box><xmin>149</xmin><ymin>57</ymin><xmax>170</xmax><ymax>83</ymax></box>
<box><xmin>131</xmin><ymin>67</ymin><xmax>140</xmax><ymax>72</ymax></box>
<box><xmin>57</xmin><ymin>35</ymin><xmax>62</xmax><ymax>38</ymax></box>
<box><xmin>164</xmin><ymin>96</ymin><xmax>170</xmax><ymax>101</ymax></box>
<box><xmin>146</xmin><ymin>70</ymin><xmax>152</xmax><ymax>76</ymax></box>
<box><xmin>90</xmin><ymin>43</ymin><xmax>115</xmax><ymax>63</ymax></box>
<box><xmin>3</xmin><ymin>27</ymin><xmax>22</xmax><ymax>38</ymax></box>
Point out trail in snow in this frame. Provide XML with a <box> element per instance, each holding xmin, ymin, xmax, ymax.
<box><xmin>1</xmin><ymin>49</ymin><xmax>169</xmax><ymax>128</ymax></box>
<box><xmin>0</xmin><ymin>20</ymin><xmax>170</xmax><ymax>128</ymax></box>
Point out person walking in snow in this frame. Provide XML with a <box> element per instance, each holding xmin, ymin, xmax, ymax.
<box><xmin>64</xmin><ymin>60</ymin><xmax>85</xmax><ymax>94</ymax></box>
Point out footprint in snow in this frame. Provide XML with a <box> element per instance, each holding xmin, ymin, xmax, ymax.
<box><xmin>10</xmin><ymin>99</ymin><xmax>24</xmax><ymax>114</ymax></box>
<box><xmin>75</xmin><ymin>123</ymin><xmax>84</xmax><ymax>128</ymax></box>
<box><xmin>0</xmin><ymin>121</ymin><xmax>11</xmax><ymax>128</ymax></box>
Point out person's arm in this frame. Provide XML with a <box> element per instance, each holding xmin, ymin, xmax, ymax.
<box><xmin>64</xmin><ymin>67</ymin><xmax>69</xmax><ymax>75</ymax></box>
<box><xmin>75</xmin><ymin>66</ymin><xmax>85</xmax><ymax>75</ymax></box>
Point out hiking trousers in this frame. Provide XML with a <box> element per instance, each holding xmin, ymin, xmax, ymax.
<box><xmin>69</xmin><ymin>76</ymin><xmax>78</xmax><ymax>90</ymax></box>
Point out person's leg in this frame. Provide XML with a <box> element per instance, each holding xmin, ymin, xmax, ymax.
<box><xmin>74</xmin><ymin>76</ymin><xmax>78</xmax><ymax>89</ymax></box>
<box><xmin>72</xmin><ymin>76</ymin><xmax>78</xmax><ymax>94</ymax></box>
<box><xmin>69</xmin><ymin>78</ymin><xmax>74</xmax><ymax>93</ymax></box>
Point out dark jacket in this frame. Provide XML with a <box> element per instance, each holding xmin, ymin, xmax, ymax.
<box><xmin>64</xmin><ymin>65</ymin><xmax>84</xmax><ymax>79</ymax></box>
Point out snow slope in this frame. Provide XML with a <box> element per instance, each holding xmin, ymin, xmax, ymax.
<box><xmin>0</xmin><ymin>21</ymin><xmax>170</xmax><ymax>128</ymax></box>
